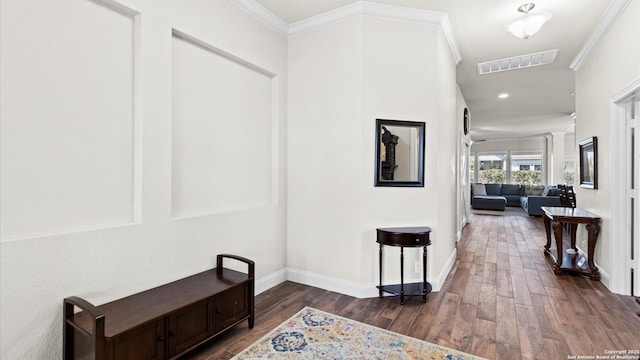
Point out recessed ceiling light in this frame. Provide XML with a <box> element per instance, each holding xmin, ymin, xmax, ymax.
<box><xmin>498</xmin><ymin>93</ymin><xmax>509</xmax><ymax>99</ymax></box>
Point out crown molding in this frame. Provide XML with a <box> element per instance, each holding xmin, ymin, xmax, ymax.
<box><xmin>289</xmin><ymin>2</ymin><xmax>461</xmax><ymax>64</ymax></box>
<box><xmin>569</xmin><ymin>0</ymin><xmax>633</xmax><ymax>71</ymax></box>
<box><xmin>230</xmin><ymin>0</ymin><xmax>289</xmax><ymax>36</ymax></box>
<box><xmin>230</xmin><ymin>0</ymin><xmax>462</xmax><ymax>65</ymax></box>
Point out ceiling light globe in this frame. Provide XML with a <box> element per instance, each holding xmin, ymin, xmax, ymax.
<box><xmin>507</xmin><ymin>11</ymin><xmax>552</xmax><ymax>39</ymax></box>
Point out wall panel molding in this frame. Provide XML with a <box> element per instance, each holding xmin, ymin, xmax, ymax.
<box><xmin>171</xmin><ymin>29</ymin><xmax>278</xmax><ymax>219</ymax></box>
<box><xmin>0</xmin><ymin>0</ymin><xmax>142</xmax><ymax>241</ymax></box>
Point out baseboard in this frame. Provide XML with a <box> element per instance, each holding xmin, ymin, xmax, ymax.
<box><xmin>578</xmin><ymin>250</ymin><xmax>611</xmax><ymax>291</ymax></box>
<box><xmin>596</xmin><ymin>263</ymin><xmax>611</xmax><ymax>290</ymax></box>
<box><xmin>258</xmin><ymin>247</ymin><xmax>458</xmax><ymax>299</ymax></box>
<box><xmin>431</xmin><ymin>247</ymin><xmax>457</xmax><ymax>292</ymax></box>
<box><xmin>255</xmin><ymin>268</ymin><xmax>287</xmax><ymax>295</ymax></box>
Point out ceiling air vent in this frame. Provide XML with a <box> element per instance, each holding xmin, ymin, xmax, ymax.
<box><xmin>477</xmin><ymin>49</ymin><xmax>559</xmax><ymax>75</ymax></box>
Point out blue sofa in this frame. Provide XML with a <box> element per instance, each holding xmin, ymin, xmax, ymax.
<box><xmin>471</xmin><ymin>183</ymin><xmax>562</xmax><ymax>216</ymax></box>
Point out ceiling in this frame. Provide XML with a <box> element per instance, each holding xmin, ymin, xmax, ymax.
<box><xmin>253</xmin><ymin>0</ymin><xmax>613</xmax><ymax>140</ymax></box>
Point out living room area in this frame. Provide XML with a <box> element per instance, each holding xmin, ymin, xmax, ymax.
<box><xmin>468</xmin><ymin>134</ymin><xmax>575</xmax><ymax>217</ymax></box>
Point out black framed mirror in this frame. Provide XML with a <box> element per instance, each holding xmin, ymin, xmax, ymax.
<box><xmin>375</xmin><ymin>119</ymin><xmax>425</xmax><ymax>187</ymax></box>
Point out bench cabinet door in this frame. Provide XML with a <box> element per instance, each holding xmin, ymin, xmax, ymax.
<box><xmin>167</xmin><ymin>298</ymin><xmax>214</xmax><ymax>357</ymax></box>
<box><xmin>214</xmin><ymin>284</ymin><xmax>249</xmax><ymax>333</ymax></box>
<box><xmin>110</xmin><ymin>320</ymin><xmax>165</xmax><ymax>360</ymax></box>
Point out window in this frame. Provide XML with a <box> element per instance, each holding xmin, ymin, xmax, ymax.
<box><xmin>470</xmin><ymin>153</ymin><xmax>475</xmax><ymax>183</ymax></box>
<box><xmin>478</xmin><ymin>152</ymin><xmax>506</xmax><ymax>183</ymax></box>
<box><xmin>511</xmin><ymin>151</ymin><xmax>542</xmax><ymax>185</ymax></box>
<box><xmin>564</xmin><ymin>159</ymin><xmax>575</xmax><ymax>184</ymax></box>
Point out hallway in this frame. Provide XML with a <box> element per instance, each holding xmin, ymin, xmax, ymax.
<box><xmin>190</xmin><ymin>214</ymin><xmax>640</xmax><ymax>359</ymax></box>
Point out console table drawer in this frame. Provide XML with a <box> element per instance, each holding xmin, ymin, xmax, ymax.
<box><xmin>376</xmin><ymin>227</ymin><xmax>431</xmax><ymax>247</ymax></box>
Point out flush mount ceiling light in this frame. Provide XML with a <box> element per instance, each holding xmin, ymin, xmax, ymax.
<box><xmin>498</xmin><ymin>93</ymin><xmax>509</xmax><ymax>99</ymax></box>
<box><xmin>506</xmin><ymin>3</ymin><xmax>552</xmax><ymax>39</ymax></box>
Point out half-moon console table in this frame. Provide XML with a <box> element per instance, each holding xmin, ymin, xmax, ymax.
<box><xmin>377</xmin><ymin>226</ymin><xmax>432</xmax><ymax>304</ymax></box>
<box><xmin>63</xmin><ymin>254</ymin><xmax>254</xmax><ymax>360</ymax></box>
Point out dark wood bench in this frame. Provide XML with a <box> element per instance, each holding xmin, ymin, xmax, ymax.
<box><xmin>63</xmin><ymin>254</ymin><xmax>254</xmax><ymax>360</ymax></box>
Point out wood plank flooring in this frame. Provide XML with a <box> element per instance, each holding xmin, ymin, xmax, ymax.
<box><xmin>187</xmin><ymin>214</ymin><xmax>640</xmax><ymax>360</ymax></box>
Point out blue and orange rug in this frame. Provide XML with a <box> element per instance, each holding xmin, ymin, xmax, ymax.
<box><xmin>232</xmin><ymin>307</ymin><xmax>486</xmax><ymax>359</ymax></box>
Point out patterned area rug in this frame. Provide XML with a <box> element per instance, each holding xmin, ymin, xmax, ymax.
<box><xmin>232</xmin><ymin>307</ymin><xmax>486</xmax><ymax>359</ymax></box>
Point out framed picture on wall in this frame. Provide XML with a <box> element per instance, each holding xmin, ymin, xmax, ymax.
<box><xmin>579</xmin><ymin>136</ymin><xmax>598</xmax><ymax>189</ymax></box>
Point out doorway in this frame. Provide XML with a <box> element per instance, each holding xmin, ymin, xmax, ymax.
<box><xmin>459</xmin><ymin>137</ymin><xmax>471</xmax><ymax>238</ymax></box>
<box><xmin>611</xmin><ymin>78</ymin><xmax>640</xmax><ymax>296</ymax></box>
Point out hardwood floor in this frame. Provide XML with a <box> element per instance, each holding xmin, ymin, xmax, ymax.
<box><xmin>188</xmin><ymin>214</ymin><xmax>640</xmax><ymax>360</ymax></box>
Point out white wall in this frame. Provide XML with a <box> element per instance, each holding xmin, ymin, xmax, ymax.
<box><xmin>288</xmin><ymin>16</ymin><xmax>459</xmax><ymax>295</ymax></box>
<box><xmin>574</xmin><ymin>0</ymin><xmax>640</xmax><ymax>280</ymax></box>
<box><xmin>287</xmin><ymin>18</ymin><xmax>364</xmax><ymax>284</ymax></box>
<box><xmin>0</xmin><ymin>0</ymin><xmax>288</xmax><ymax>358</ymax></box>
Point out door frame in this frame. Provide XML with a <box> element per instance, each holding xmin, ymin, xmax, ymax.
<box><xmin>610</xmin><ymin>77</ymin><xmax>640</xmax><ymax>295</ymax></box>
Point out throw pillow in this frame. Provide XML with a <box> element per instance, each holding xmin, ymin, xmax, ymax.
<box><xmin>524</xmin><ymin>185</ymin><xmax>545</xmax><ymax>196</ymax></box>
<box><xmin>542</xmin><ymin>185</ymin><xmax>559</xmax><ymax>196</ymax></box>
<box><xmin>472</xmin><ymin>183</ymin><xmax>487</xmax><ymax>196</ymax></box>
<box><xmin>542</xmin><ymin>186</ymin><xmax>551</xmax><ymax>196</ymax></box>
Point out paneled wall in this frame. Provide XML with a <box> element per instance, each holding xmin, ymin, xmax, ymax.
<box><xmin>171</xmin><ymin>30</ymin><xmax>277</xmax><ymax>218</ymax></box>
<box><xmin>0</xmin><ymin>0</ymin><xmax>287</xmax><ymax>358</ymax></box>
<box><xmin>1</xmin><ymin>0</ymin><xmax>140</xmax><ymax>240</ymax></box>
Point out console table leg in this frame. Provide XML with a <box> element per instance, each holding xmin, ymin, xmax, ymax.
<box><xmin>400</xmin><ymin>247</ymin><xmax>404</xmax><ymax>305</ymax></box>
<box><xmin>422</xmin><ymin>245</ymin><xmax>427</xmax><ymax>303</ymax></box>
<box><xmin>552</xmin><ymin>220</ymin><xmax>564</xmax><ymax>274</ymax></box>
<box><xmin>569</xmin><ymin>224</ymin><xmax>578</xmax><ymax>251</ymax></box>
<box><xmin>543</xmin><ymin>215</ymin><xmax>552</xmax><ymax>254</ymax></box>
<box><xmin>586</xmin><ymin>223</ymin><xmax>601</xmax><ymax>280</ymax></box>
<box><xmin>378</xmin><ymin>243</ymin><xmax>383</xmax><ymax>298</ymax></box>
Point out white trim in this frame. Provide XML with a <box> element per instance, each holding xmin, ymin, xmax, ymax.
<box><xmin>277</xmin><ymin>247</ymin><xmax>457</xmax><ymax>299</ymax></box>
<box><xmin>286</xmin><ymin>268</ymin><xmax>380</xmax><ymax>298</ymax></box>
<box><xmin>171</xmin><ymin>28</ymin><xmax>276</xmax><ymax>76</ymax></box>
<box><xmin>255</xmin><ymin>268</ymin><xmax>288</xmax><ymax>295</ymax></box>
<box><xmin>289</xmin><ymin>2</ymin><xmax>461</xmax><ymax>65</ymax></box>
<box><xmin>438</xmin><ymin>13</ymin><xmax>462</xmax><ymax>65</ymax></box>
<box><xmin>570</xmin><ymin>0</ymin><xmax>633</xmax><ymax>71</ymax></box>
<box><xmin>612</xmin><ymin>77</ymin><xmax>640</xmax><ymax>104</ymax></box>
<box><xmin>433</xmin><ymin>247</ymin><xmax>457</xmax><ymax>291</ymax></box>
<box><xmin>231</xmin><ymin>0</ymin><xmax>462</xmax><ymax>65</ymax></box>
<box><xmin>609</xmin><ymin>100</ymin><xmax>626</xmax><ymax>294</ymax></box>
<box><xmin>609</xmin><ymin>77</ymin><xmax>640</xmax><ymax>295</ymax></box>
<box><xmin>288</xmin><ymin>1</ymin><xmax>364</xmax><ymax>36</ymax></box>
<box><xmin>132</xmin><ymin>12</ymin><xmax>143</xmax><ymax>224</ymax></box>
<box><xmin>596</xmin><ymin>264</ymin><xmax>611</xmax><ymax>290</ymax></box>
<box><xmin>229</xmin><ymin>0</ymin><xmax>289</xmax><ymax>36</ymax></box>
